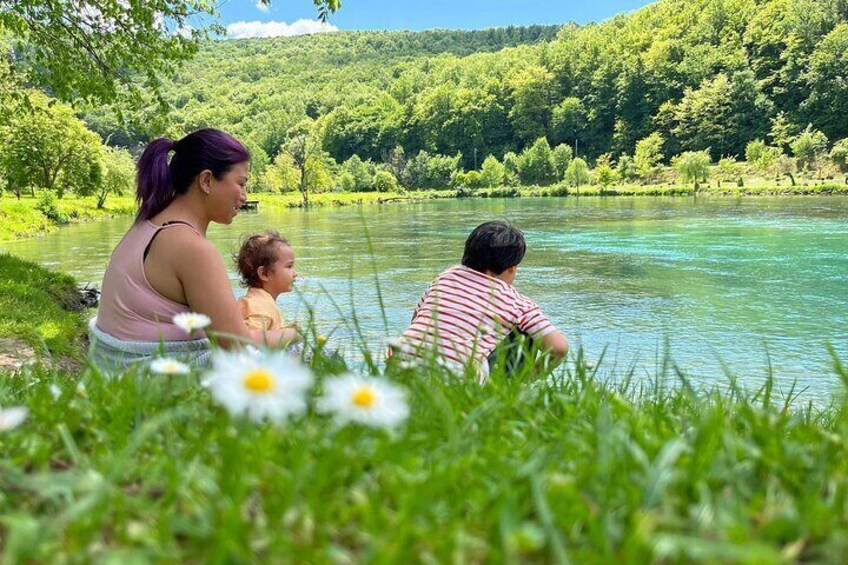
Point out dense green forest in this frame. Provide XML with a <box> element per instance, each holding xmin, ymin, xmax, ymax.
<box><xmin>3</xmin><ymin>0</ymin><xmax>848</xmax><ymax>206</ymax></box>
<box><xmin>141</xmin><ymin>0</ymin><xmax>848</xmax><ymax>162</ymax></box>
<box><xmin>98</xmin><ymin>0</ymin><xmax>848</xmax><ymax>194</ymax></box>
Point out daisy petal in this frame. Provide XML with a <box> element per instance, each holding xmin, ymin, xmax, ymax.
<box><xmin>0</xmin><ymin>406</ymin><xmax>29</xmax><ymax>431</ymax></box>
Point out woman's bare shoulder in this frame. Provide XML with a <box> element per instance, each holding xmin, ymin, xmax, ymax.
<box><xmin>154</xmin><ymin>226</ymin><xmax>221</xmax><ymax>267</ymax></box>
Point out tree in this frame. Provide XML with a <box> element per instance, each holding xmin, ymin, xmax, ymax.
<box><xmin>338</xmin><ymin>172</ymin><xmax>356</xmax><ymax>192</ymax></box>
<box><xmin>283</xmin><ymin>119</ymin><xmax>327</xmax><ymax>206</ymax></box>
<box><xmin>776</xmin><ymin>155</ymin><xmax>797</xmax><ymax>186</ymax></box>
<box><xmin>791</xmin><ymin>125</ymin><xmax>829</xmax><ymax>173</ymax></box>
<box><xmin>480</xmin><ymin>155</ymin><xmax>505</xmax><ymax>188</ymax></box>
<box><xmin>565</xmin><ymin>157</ymin><xmax>590</xmax><ymax>188</ymax></box>
<box><xmin>383</xmin><ymin>146</ymin><xmax>410</xmax><ymax>188</ymax></box>
<box><xmin>262</xmin><ymin>152</ymin><xmax>301</xmax><ymax>194</ymax></box>
<box><xmin>673</xmin><ymin>150</ymin><xmax>712</xmax><ymax>188</ymax></box>
<box><xmin>0</xmin><ymin>94</ymin><xmax>102</xmax><ymax>198</ymax></box>
<box><xmin>769</xmin><ymin>112</ymin><xmax>800</xmax><ymax>153</ymax></box>
<box><xmin>745</xmin><ymin>140</ymin><xmax>781</xmax><ymax>173</ymax></box>
<box><xmin>452</xmin><ymin>170</ymin><xmax>484</xmax><ymax>189</ymax></box>
<box><xmin>830</xmin><ymin>139</ymin><xmax>848</xmax><ymax>174</ymax></box>
<box><xmin>502</xmin><ymin>152</ymin><xmax>520</xmax><ymax>185</ymax></box>
<box><xmin>593</xmin><ymin>154</ymin><xmax>617</xmax><ymax>188</ymax></box>
<box><xmin>550</xmin><ymin>97</ymin><xmax>587</xmax><ymax>150</ymax></box>
<box><xmin>634</xmin><ymin>133</ymin><xmax>664</xmax><ymax>183</ymax></box>
<box><xmin>804</xmin><ymin>23</ymin><xmax>848</xmax><ymax>142</ymax></box>
<box><xmin>508</xmin><ymin>66</ymin><xmax>554</xmax><ymax>144</ymax></box>
<box><xmin>323</xmin><ymin>96</ymin><xmax>403</xmax><ymax>164</ymax></box>
<box><xmin>551</xmin><ymin>144</ymin><xmax>573</xmax><ymax>181</ymax></box>
<box><xmin>341</xmin><ymin>155</ymin><xmax>374</xmax><ymax>192</ymax></box>
<box><xmin>95</xmin><ymin>147</ymin><xmax>134</xmax><ymax>208</ymax></box>
<box><xmin>0</xmin><ymin>0</ymin><xmax>340</xmax><ymax>111</ymax></box>
<box><xmin>717</xmin><ymin>157</ymin><xmax>738</xmax><ymax>187</ymax></box>
<box><xmin>667</xmin><ymin>72</ymin><xmax>770</xmax><ymax>159</ymax></box>
<box><xmin>406</xmin><ymin>151</ymin><xmax>460</xmax><ymax>189</ymax></box>
<box><xmin>373</xmin><ymin>170</ymin><xmax>399</xmax><ymax>193</ymax></box>
<box><xmin>616</xmin><ymin>155</ymin><xmax>638</xmax><ymax>182</ymax></box>
<box><xmin>517</xmin><ymin>137</ymin><xmax>556</xmax><ymax>185</ymax></box>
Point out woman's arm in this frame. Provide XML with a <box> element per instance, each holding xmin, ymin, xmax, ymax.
<box><xmin>174</xmin><ymin>237</ymin><xmax>295</xmax><ymax>348</ymax></box>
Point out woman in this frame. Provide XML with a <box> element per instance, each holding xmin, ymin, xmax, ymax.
<box><xmin>90</xmin><ymin>129</ymin><xmax>298</xmax><ymax>369</ymax></box>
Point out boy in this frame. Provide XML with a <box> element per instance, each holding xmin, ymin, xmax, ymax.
<box><xmin>396</xmin><ymin>220</ymin><xmax>568</xmax><ymax>382</ymax></box>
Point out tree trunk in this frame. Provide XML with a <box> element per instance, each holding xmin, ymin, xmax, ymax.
<box><xmin>787</xmin><ymin>173</ymin><xmax>796</xmax><ymax>187</ymax></box>
<box><xmin>299</xmin><ymin>165</ymin><xmax>310</xmax><ymax>207</ymax></box>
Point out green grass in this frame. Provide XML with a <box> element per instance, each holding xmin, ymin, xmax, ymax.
<box><xmin>1</xmin><ymin>345</ymin><xmax>847</xmax><ymax>562</ymax></box>
<box><xmin>0</xmin><ymin>253</ymin><xmax>87</xmax><ymax>357</ymax></box>
<box><xmin>0</xmin><ymin>194</ymin><xmax>137</xmax><ymax>241</ymax></box>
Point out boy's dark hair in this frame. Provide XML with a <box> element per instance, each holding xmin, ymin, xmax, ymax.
<box><xmin>462</xmin><ymin>220</ymin><xmax>526</xmax><ymax>275</ymax></box>
<box><xmin>235</xmin><ymin>231</ymin><xmax>290</xmax><ymax>288</ymax></box>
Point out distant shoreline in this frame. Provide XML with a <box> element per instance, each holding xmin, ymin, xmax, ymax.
<box><xmin>2</xmin><ymin>184</ymin><xmax>847</xmax><ymax>241</ymax></box>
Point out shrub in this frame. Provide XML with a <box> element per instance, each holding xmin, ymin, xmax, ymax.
<box><xmin>36</xmin><ymin>191</ymin><xmax>69</xmax><ymax>224</ymax></box>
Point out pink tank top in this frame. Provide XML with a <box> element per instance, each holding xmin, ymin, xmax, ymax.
<box><xmin>97</xmin><ymin>220</ymin><xmax>206</xmax><ymax>342</ymax></box>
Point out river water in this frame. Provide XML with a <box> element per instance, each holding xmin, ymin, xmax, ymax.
<box><xmin>3</xmin><ymin>196</ymin><xmax>847</xmax><ymax>399</ymax></box>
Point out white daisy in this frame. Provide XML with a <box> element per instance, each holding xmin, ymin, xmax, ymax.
<box><xmin>202</xmin><ymin>350</ymin><xmax>313</xmax><ymax>423</ymax></box>
<box><xmin>76</xmin><ymin>382</ymin><xmax>87</xmax><ymax>398</ymax></box>
<box><xmin>317</xmin><ymin>374</ymin><xmax>409</xmax><ymax>429</ymax></box>
<box><xmin>0</xmin><ymin>406</ymin><xmax>29</xmax><ymax>431</ymax></box>
<box><xmin>149</xmin><ymin>357</ymin><xmax>191</xmax><ymax>375</ymax></box>
<box><xmin>49</xmin><ymin>384</ymin><xmax>61</xmax><ymax>400</ymax></box>
<box><xmin>173</xmin><ymin>312</ymin><xmax>211</xmax><ymax>335</ymax></box>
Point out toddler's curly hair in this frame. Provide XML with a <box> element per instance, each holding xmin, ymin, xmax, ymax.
<box><xmin>235</xmin><ymin>230</ymin><xmax>290</xmax><ymax>288</ymax></box>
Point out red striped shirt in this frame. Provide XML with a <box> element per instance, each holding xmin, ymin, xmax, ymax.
<box><xmin>398</xmin><ymin>266</ymin><xmax>557</xmax><ymax>380</ymax></box>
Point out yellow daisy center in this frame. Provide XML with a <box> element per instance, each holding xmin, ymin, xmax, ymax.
<box><xmin>243</xmin><ymin>369</ymin><xmax>275</xmax><ymax>393</ymax></box>
<box><xmin>351</xmin><ymin>387</ymin><xmax>376</xmax><ymax>408</ymax></box>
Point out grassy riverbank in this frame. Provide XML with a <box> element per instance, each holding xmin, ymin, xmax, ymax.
<box><xmin>0</xmin><ymin>253</ymin><xmax>88</xmax><ymax>360</ymax></box>
<box><xmin>3</xmin><ymin>183</ymin><xmax>848</xmax><ymax>241</ymax></box>
<box><xmin>2</xmin><ymin>255</ymin><xmax>848</xmax><ymax>561</ymax></box>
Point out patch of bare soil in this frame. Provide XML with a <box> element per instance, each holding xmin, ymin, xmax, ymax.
<box><xmin>0</xmin><ymin>338</ymin><xmax>38</xmax><ymax>370</ymax></box>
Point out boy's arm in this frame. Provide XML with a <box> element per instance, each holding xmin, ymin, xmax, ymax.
<box><xmin>514</xmin><ymin>297</ymin><xmax>568</xmax><ymax>359</ymax></box>
<box><xmin>538</xmin><ymin>330</ymin><xmax>569</xmax><ymax>359</ymax></box>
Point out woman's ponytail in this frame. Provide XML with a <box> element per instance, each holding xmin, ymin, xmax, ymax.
<box><xmin>135</xmin><ymin>138</ymin><xmax>175</xmax><ymax>221</ymax></box>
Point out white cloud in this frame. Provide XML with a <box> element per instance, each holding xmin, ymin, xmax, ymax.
<box><xmin>255</xmin><ymin>0</ymin><xmax>269</xmax><ymax>12</ymax></box>
<box><xmin>226</xmin><ymin>19</ymin><xmax>338</xmax><ymax>39</ymax></box>
<box><xmin>176</xmin><ymin>24</ymin><xmax>194</xmax><ymax>39</ymax></box>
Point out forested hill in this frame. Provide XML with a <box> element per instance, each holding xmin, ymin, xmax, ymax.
<box><xmin>95</xmin><ymin>0</ymin><xmax>847</xmax><ymax>171</ymax></box>
<box><xmin>89</xmin><ymin>26</ymin><xmax>561</xmax><ymax>151</ymax></box>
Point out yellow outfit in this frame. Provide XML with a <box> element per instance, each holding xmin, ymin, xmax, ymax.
<box><xmin>238</xmin><ymin>287</ymin><xmax>285</xmax><ymax>331</ymax></box>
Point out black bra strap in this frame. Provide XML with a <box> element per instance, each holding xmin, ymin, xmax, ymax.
<box><xmin>143</xmin><ymin>221</ymin><xmax>197</xmax><ymax>261</ymax></box>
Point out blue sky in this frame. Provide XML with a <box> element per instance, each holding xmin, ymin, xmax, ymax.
<box><xmin>218</xmin><ymin>0</ymin><xmax>655</xmax><ymax>38</ymax></box>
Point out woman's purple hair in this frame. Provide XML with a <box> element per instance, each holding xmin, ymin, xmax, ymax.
<box><xmin>135</xmin><ymin>128</ymin><xmax>250</xmax><ymax>221</ymax></box>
